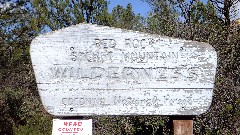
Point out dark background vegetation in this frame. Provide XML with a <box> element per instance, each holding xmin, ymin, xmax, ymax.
<box><xmin>0</xmin><ymin>0</ymin><xmax>240</xmax><ymax>134</ymax></box>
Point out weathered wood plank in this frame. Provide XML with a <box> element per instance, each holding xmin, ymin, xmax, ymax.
<box><xmin>30</xmin><ymin>23</ymin><xmax>217</xmax><ymax>116</ymax></box>
<box><xmin>173</xmin><ymin>119</ymin><xmax>193</xmax><ymax>135</ymax></box>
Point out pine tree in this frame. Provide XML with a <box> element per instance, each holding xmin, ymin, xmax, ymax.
<box><xmin>31</xmin><ymin>0</ymin><xmax>111</xmax><ymax>31</ymax></box>
<box><xmin>111</xmin><ymin>3</ymin><xmax>145</xmax><ymax>31</ymax></box>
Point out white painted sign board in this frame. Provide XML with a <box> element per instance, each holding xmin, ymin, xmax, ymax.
<box><xmin>30</xmin><ymin>23</ymin><xmax>217</xmax><ymax>116</ymax></box>
<box><xmin>52</xmin><ymin>119</ymin><xmax>92</xmax><ymax>135</ymax></box>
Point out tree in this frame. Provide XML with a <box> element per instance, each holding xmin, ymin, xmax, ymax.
<box><xmin>32</xmin><ymin>0</ymin><xmax>111</xmax><ymax>31</ymax></box>
<box><xmin>0</xmin><ymin>1</ymin><xmax>47</xmax><ymax>134</ymax></box>
<box><xmin>145</xmin><ymin>0</ymin><xmax>240</xmax><ymax>134</ymax></box>
<box><xmin>211</xmin><ymin>0</ymin><xmax>240</xmax><ymax>26</ymax></box>
<box><xmin>210</xmin><ymin>0</ymin><xmax>240</xmax><ymax>40</ymax></box>
<box><xmin>0</xmin><ymin>0</ymin><xmax>36</xmax><ymax>62</ymax></box>
<box><xmin>111</xmin><ymin>3</ymin><xmax>145</xmax><ymax>31</ymax></box>
<box><xmin>1</xmin><ymin>0</ymin><xmax>240</xmax><ymax>134</ymax></box>
<box><xmin>146</xmin><ymin>0</ymin><xmax>179</xmax><ymax>36</ymax></box>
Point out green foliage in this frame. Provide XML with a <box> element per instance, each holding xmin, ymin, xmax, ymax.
<box><xmin>31</xmin><ymin>0</ymin><xmax>111</xmax><ymax>31</ymax></box>
<box><xmin>92</xmin><ymin>116</ymin><xmax>169</xmax><ymax>135</ymax></box>
<box><xmin>0</xmin><ymin>0</ymin><xmax>36</xmax><ymax>60</ymax></box>
<box><xmin>13</xmin><ymin>114</ymin><xmax>52</xmax><ymax>135</ymax></box>
<box><xmin>147</xmin><ymin>0</ymin><xmax>179</xmax><ymax>36</ymax></box>
<box><xmin>0</xmin><ymin>0</ymin><xmax>240</xmax><ymax>134</ymax></box>
<box><xmin>0</xmin><ymin>87</ymin><xmax>52</xmax><ymax>135</ymax></box>
<box><xmin>111</xmin><ymin>3</ymin><xmax>145</xmax><ymax>31</ymax></box>
<box><xmin>0</xmin><ymin>88</ymin><xmax>24</xmax><ymax>134</ymax></box>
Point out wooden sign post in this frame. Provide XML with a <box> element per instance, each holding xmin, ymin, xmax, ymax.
<box><xmin>30</xmin><ymin>23</ymin><xmax>217</xmax><ymax>134</ymax></box>
<box><xmin>170</xmin><ymin>116</ymin><xmax>193</xmax><ymax>135</ymax></box>
<box><xmin>173</xmin><ymin>120</ymin><xmax>193</xmax><ymax>135</ymax></box>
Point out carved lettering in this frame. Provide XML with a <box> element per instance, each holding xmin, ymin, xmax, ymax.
<box><xmin>122</xmin><ymin>51</ymin><xmax>178</xmax><ymax>62</ymax></box>
<box><xmin>49</xmin><ymin>66</ymin><xmax>199</xmax><ymax>83</ymax></box>
<box><xmin>94</xmin><ymin>39</ymin><xmax>116</xmax><ymax>48</ymax></box>
<box><xmin>70</xmin><ymin>47</ymin><xmax>77</xmax><ymax>61</ymax></box>
<box><xmin>62</xmin><ymin>97</ymin><xmax>107</xmax><ymax>107</ymax></box>
<box><xmin>70</xmin><ymin>39</ymin><xmax>179</xmax><ymax>63</ymax></box>
<box><xmin>91</xmin><ymin>67</ymin><xmax>105</xmax><ymax>80</ymax></box>
<box><xmin>107</xmin><ymin>67</ymin><xmax>120</xmax><ymax>79</ymax></box>
<box><xmin>60</xmin><ymin>89</ymin><xmax>208</xmax><ymax>108</ymax></box>
<box><xmin>31</xmin><ymin>23</ymin><xmax>217</xmax><ymax>116</ymax></box>
<box><xmin>124</xmin><ymin>38</ymin><xmax>175</xmax><ymax>49</ymax></box>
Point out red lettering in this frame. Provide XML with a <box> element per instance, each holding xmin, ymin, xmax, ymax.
<box><xmin>66</xmin><ymin>128</ymin><xmax>72</xmax><ymax>131</ymax></box>
<box><xmin>73</xmin><ymin>122</ymin><xmax>77</xmax><ymax>126</ymax></box>
<box><xmin>76</xmin><ymin>128</ymin><xmax>83</xmax><ymax>131</ymax></box>
<box><xmin>69</xmin><ymin>122</ymin><xmax>72</xmax><ymax>126</ymax></box>
<box><xmin>58</xmin><ymin>128</ymin><xmax>61</xmax><ymax>131</ymax></box>
<box><xmin>78</xmin><ymin>122</ymin><xmax>82</xmax><ymax>126</ymax></box>
<box><xmin>64</xmin><ymin>122</ymin><xmax>68</xmax><ymax>126</ymax></box>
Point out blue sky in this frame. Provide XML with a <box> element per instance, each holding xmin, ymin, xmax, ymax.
<box><xmin>108</xmin><ymin>0</ymin><xmax>240</xmax><ymax>19</ymax></box>
<box><xmin>236</xmin><ymin>2</ymin><xmax>240</xmax><ymax>19</ymax></box>
<box><xmin>108</xmin><ymin>0</ymin><xmax>151</xmax><ymax>17</ymax></box>
<box><xmin>0</xmin><ymin>0</ymin><xmax>239</xmax><ymax>19</ymax></box>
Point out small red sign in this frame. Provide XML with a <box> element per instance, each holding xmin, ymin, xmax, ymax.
<box><xmin>52</xmin><ymin>119</ymin><xmax>92</xmax><ymax>135</ymax></box>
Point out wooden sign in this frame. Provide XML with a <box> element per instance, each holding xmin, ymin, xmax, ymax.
<box><xmin>30</xmin><ymin>23</ymin><xmax>217</xmax><ymax>116</ymax></box>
